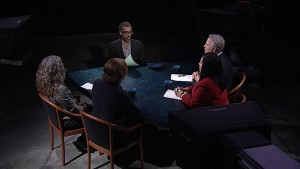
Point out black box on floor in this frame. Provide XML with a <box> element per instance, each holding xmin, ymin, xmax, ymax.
<box><xmin>0</xmin><ymin>15</ymin><xmax>31</xmax><ymax>65</ymax></box>
<box><xmin>169</xmin><ymin>101</ymin><xmax>271</xmax><ymax>169</ymax></box>
<box><xmin>222</xmin><ymin>130</ymin><xmax>272</xmax><ymax>169</ymax></box>
<box><xmin>238</xmin><ymin>144</ymin><xmax>300</xmax><ymax>169</ymax></box>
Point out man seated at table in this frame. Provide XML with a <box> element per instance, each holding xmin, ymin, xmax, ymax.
<box><xmin>192</xmin><ymin>34</ymin><xmax>233</xmax><ymax>91</ymax></box>
<box><xmin>107</xmin><ymin>21</ymin><xmax>144</xmax><ymax>66</ymax></box>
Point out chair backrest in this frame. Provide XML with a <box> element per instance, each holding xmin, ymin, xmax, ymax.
<box><xmin>81</xmin><ymin>111</ymin><xmax>111</xmax><ymax>151</ymax></box>
<box><xmin>38</xmin><ymin>92</ymin><xmax>81</xmax><ymax>131</ymax></box>
<box><xmin>80</xmin><ymin>110</ymin><xmax>143</xmax><ymax>154</ymax></box>
<box><xmin>228</xmin><ymin>93</ymin><xmax>247</xmax><ymax>103</ymax></box>
<box><xmin>228</xmin><ymin>72</ymin><xmax>246</xmax><ymax>96</ymax></box>
<box><xmin>39</xmin><ymin>92</ymin><xmax>62</xmax><ymax>130</ymax></box>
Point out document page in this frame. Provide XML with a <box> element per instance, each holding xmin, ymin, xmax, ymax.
<box><xmin>125</xmin><ymin>54</ymin><xmax>139</xmax><ymax>66</ymax></box>
<box><xmin>171</xmin><ymin>74</ymin><xmax>193</xmax><ymax>82</ymax></box>
<box><xmin>81</xmin><ymin>82</ymin><xmax>93</xmax><ymax>90</ymax></box>
<box><xmin>163</xmin><ymin>89</ymin><xmax>182</xmax><ymax>100</ymax></box>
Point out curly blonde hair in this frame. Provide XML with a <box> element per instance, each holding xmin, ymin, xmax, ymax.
<box><xmin>35</xmin><ymin>55</ymin><xmax>66</xmax><ymax>97</ymax></box>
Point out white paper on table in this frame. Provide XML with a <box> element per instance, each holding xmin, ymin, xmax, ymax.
<box><xmin>171</xmin><ymin>74</ymin><xmax>193</xmax><ymax>82</ymax></box>
<box><xmin>125</xmin><ymin>54</ymin><xmax>139</xmax><ymax>66</ymax></box>
<box><xmin>81</xmin><ymin>82</ymin><xmax>93</xmax><ymax>90</ymax></box>
<box><xmin>163</xmin><ymin>89</ymin><xmax>182</xmax><ymax>100</ymax></box>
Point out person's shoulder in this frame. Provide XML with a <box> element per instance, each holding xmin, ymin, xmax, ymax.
<box><xmin>57</xmin><ymin>84</ymin><xmax>68</xmax><ymax>91</ymax></box>
<box><xmin>219</xmin><ymin>52</ymin><xmax>232</xmax><ymax>63</ymax></box>
<box><xmin>198</xmin><ymin>77</ymin><xmax>214</xmax><ymax>86</ymax></box>
<box><xmin>93</xmin><ymin>79</ymin><xmax>103</xmax><ymax>85</ymax></box>
<box><xmin>131</xmin><ymin>39</ymin><xmax>143</xmax><ymax>43</ymax></box>
<box><xmin>110</xmin><ymin>39</ymin><xmax>121</xmax><ymax>45</ymax></box>
<box><xmin>219</xmin><ymin>52</ymin><xmax>231</xmax><ymax>60</ymax></box>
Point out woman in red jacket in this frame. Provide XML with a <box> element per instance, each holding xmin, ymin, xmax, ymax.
<box><xmin>174</xmin><ymin>53</ymin><xmax>229</xmax><ymax>108</ymax></box>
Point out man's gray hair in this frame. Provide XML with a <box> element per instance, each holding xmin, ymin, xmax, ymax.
<box><xmin>208</xmin><ymin>34</ymin><xmax>225</xmax><ymax>53</ymax></box>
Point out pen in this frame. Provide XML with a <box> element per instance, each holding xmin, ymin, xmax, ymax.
<box><xmin>178</xmin><ymin>74</ymin><xmax>186</xmax><ymax>77</ymax></box>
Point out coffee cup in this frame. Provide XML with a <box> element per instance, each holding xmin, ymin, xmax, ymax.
<box><xmin>164</xmin><ymin>80</ymin><xmax>173</xmax><ymax>89</ymax></box>
<box><xmin>127</xmin><ymin>88</ymin><xmax>136</xmax><ymax>98</ymax></box>
<box><xmin>172</xmin><ymin>65</ymin><xmax>181</xmax><ymax>74</ymax></box>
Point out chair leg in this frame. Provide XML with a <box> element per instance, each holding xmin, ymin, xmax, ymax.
<box><xmin>139</xmin><ymin>140</ymin><xmax>144</xmax><ymax>169</ymax></box>
<box><xmin>60</xmin><ymin>134</ymin><xmax>65</xmax><ymax>166</ymax></box>
<box><xmin>110</xmin><ymin>155</ymin><xmax>114</xmax><ymax>169</ymax></box>
<box><xmin>87</xmin><ymin>146</ymin><xmax>91</xmax><ymax>169</ymax></box>
<box><xmin>49</xmin><ymin>120</ymin><xmax>54</xmax><ymax>151</ymax></box>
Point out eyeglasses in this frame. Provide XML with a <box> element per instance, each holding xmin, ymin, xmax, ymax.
<box><xmin>121</xmin><ymin>31</ymin><xmax>133</xmax><ymax>35</ymax></box>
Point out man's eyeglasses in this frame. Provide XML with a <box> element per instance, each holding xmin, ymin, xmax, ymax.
<box><xmin>121</xmin><ymin>31</ymin><xmax>133</xmax><ymax>35</ymax></box>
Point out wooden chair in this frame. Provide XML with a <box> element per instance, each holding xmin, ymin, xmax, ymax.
<box><xmin>228</xmin><ymin>93</ymin><xmax>247</xmax><ymax>103</ymax></box>
<box><xmin>228</xmin><ymin>72</ymin><xmax>247</xmax><ymax>96</ymax></box>
<box><xmin>80</xmin><ymin>110</ymin><xmax>144</xmax><ymax>169</ymax></box>
<box><xmin>38</xmin><ymin>92</ymin><xmax>85</xmax><ymax>166</ymax></box>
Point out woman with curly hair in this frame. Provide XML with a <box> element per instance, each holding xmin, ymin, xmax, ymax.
<box><xmin>36</xmin><ymin>55</ymin><xmax>88</xmax><ymax>152</ymax></box>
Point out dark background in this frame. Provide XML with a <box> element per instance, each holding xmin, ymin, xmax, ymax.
<box><xmin>0</xmin><ymin>0</ymin><xmax>282</xmax><ymax>36</ymax></box>
<box><xmin>1</xmin><ymin>0</ymin><xmax>300</xmax><ymax>80</ymax></box>
<box><xmin>1</xmin><ymin>1</ymin><xmax>300</xmax><ymax>168</ymax></box>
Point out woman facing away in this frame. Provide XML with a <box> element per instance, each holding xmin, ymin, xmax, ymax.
<box><xmin>35</xmin><ymin>55</ymin><xmax>90</xmax><ymax>152</ymax></box>
<box><xmin>92</xmin><ymin>58</ymin><xmax>143</xmax><ymax>166</ymax></box>
<box><xmin>174</xmin><ymin>53</ymin><xmax>229</xmax><ymax>108</ymax></box>
<box><xmin>92</xmin><ymin>57</ymin><xmax>142</xmax><ymax>127</ymax></box>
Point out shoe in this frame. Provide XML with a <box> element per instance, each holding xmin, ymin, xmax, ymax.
<box><xmin>76</xmin><ymin>135</ymin><xmax>87</xmax><ymax>145</ymax></box>
<box><xmin>73</xmin><ymin>141</ymin><xmax>87</xmax><ymax>153</ymax></box>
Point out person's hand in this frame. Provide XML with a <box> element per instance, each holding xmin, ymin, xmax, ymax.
<box><xmin>83</xmin><ymin>102</ymin><xmax>93</xmax><ymax>112</ymax></box>
<box><xmin>174</xmin><ymin>87</ymin><xmax>184</xmax><ymax>98</ymax></box>
<box><xmin>73</xmin><ymin>95</ymin><xmax>81</xmax><ymax>105</ymax></box>
<box><xmin>192</xmin><ymin>71</ymin><xmax>200</xmax><ymax>82</ymax></box>
<box><xmin>177</xmin><ymin>87</ymin><xmax>190</xmax><ymax>93</ymax></box>
<box><xmin>77</xmin><ymin>101</ymin><xmax>87</xmax><ymax>106</ymax></box>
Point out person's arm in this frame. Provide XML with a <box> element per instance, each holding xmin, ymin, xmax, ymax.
<box><xmin>107</xmin><ymin>43</ymin><xmax>113</xmax><ymax>59</ymax></box>
<box><xmin>192</xmin><ymin>71</ymin><xmax>200</xmax><ymax>81</ymax></box>
<box><xmin>138</xmin><ymin>41</ymin><xmax>145</xmax><ymax>63</ymax></box>
<box><xmin>56</xmin><ymin>85</ymin><xmax>82</xmax><ymax>114</ymax></box>
<box><xmin>174</xmin><ymin>86</ymin><xmax>191</xmax><ymax>98</ymax></box>
<box><xmin>120</xmin><ymin>90</ymin><xmax>143</xmax><ymax>127</ymax></box>
<box><xmin>131</xmin><ymin>39</ymin><xmax>144</xmax><ymax>64</ymax></box>
<box><xmin>181</xmin><ymin>79</ymin><xmax>212</xmax><ymax>108</ymax></box>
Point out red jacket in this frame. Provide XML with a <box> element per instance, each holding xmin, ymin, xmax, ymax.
<box><xmin>181</xmin><ymin>77</ymin><xmax>229</xmax><ymax>108</ymax></box>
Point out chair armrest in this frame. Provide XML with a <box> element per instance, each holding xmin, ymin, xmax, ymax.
<box><xmin>39</xmin><ymin>92</ymin><xmax>83</xmax><ymax>118</ymax></box>
<box><xmin>80</xmin><ymin>110</ymin><xmax>143</xmax><ymax>133</ymax></box>
<box><xmin>116</xmin><ymin>123</ymin><xmax>143</xmax><ymax>132</ymax></box>
<box><xmin>57</xmin><ymin>106</ymin><xmax>82</xmax><ymax>118</ymax></box>
<box><xmin>228</xmin><ymin>93</ymin><xmax>247</xmax><ymax>103</ymax></box>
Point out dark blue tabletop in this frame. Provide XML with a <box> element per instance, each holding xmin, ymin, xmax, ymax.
<box><xmin>68</xmin><ymin>62</ymin><xmax>197</xmax><ymax>128</ymax></box>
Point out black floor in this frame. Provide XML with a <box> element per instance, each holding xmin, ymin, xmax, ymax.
<box><xmin>1</xmin><ymin>31</ymin><xmax>300</xmax><ymax>168</ymax></box>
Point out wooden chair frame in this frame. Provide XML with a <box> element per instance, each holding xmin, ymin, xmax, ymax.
<box><xmin>228</xmin><ymin>72</ymin><xmax>246</xmax><ymax>96</ymax></box>
<box><xmin>38</xmin><ymin>92</ymin><xmax>85</xmax><ymax>166</ymax></box>
<box><xmin>80</xmin><ymin>110</ymin><xmax>144</xmax><ymax>169</ymax></box>
<box><xmin>228</xmin><ymin>93</ymin><xmax>247</xmax><ymax>103</ymax></box>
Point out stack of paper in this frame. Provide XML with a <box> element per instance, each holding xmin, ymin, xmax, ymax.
<box><xmin>163</xmin><ymin>89</ymin><xmax>181</xmax><ymax>100</ymax></box>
